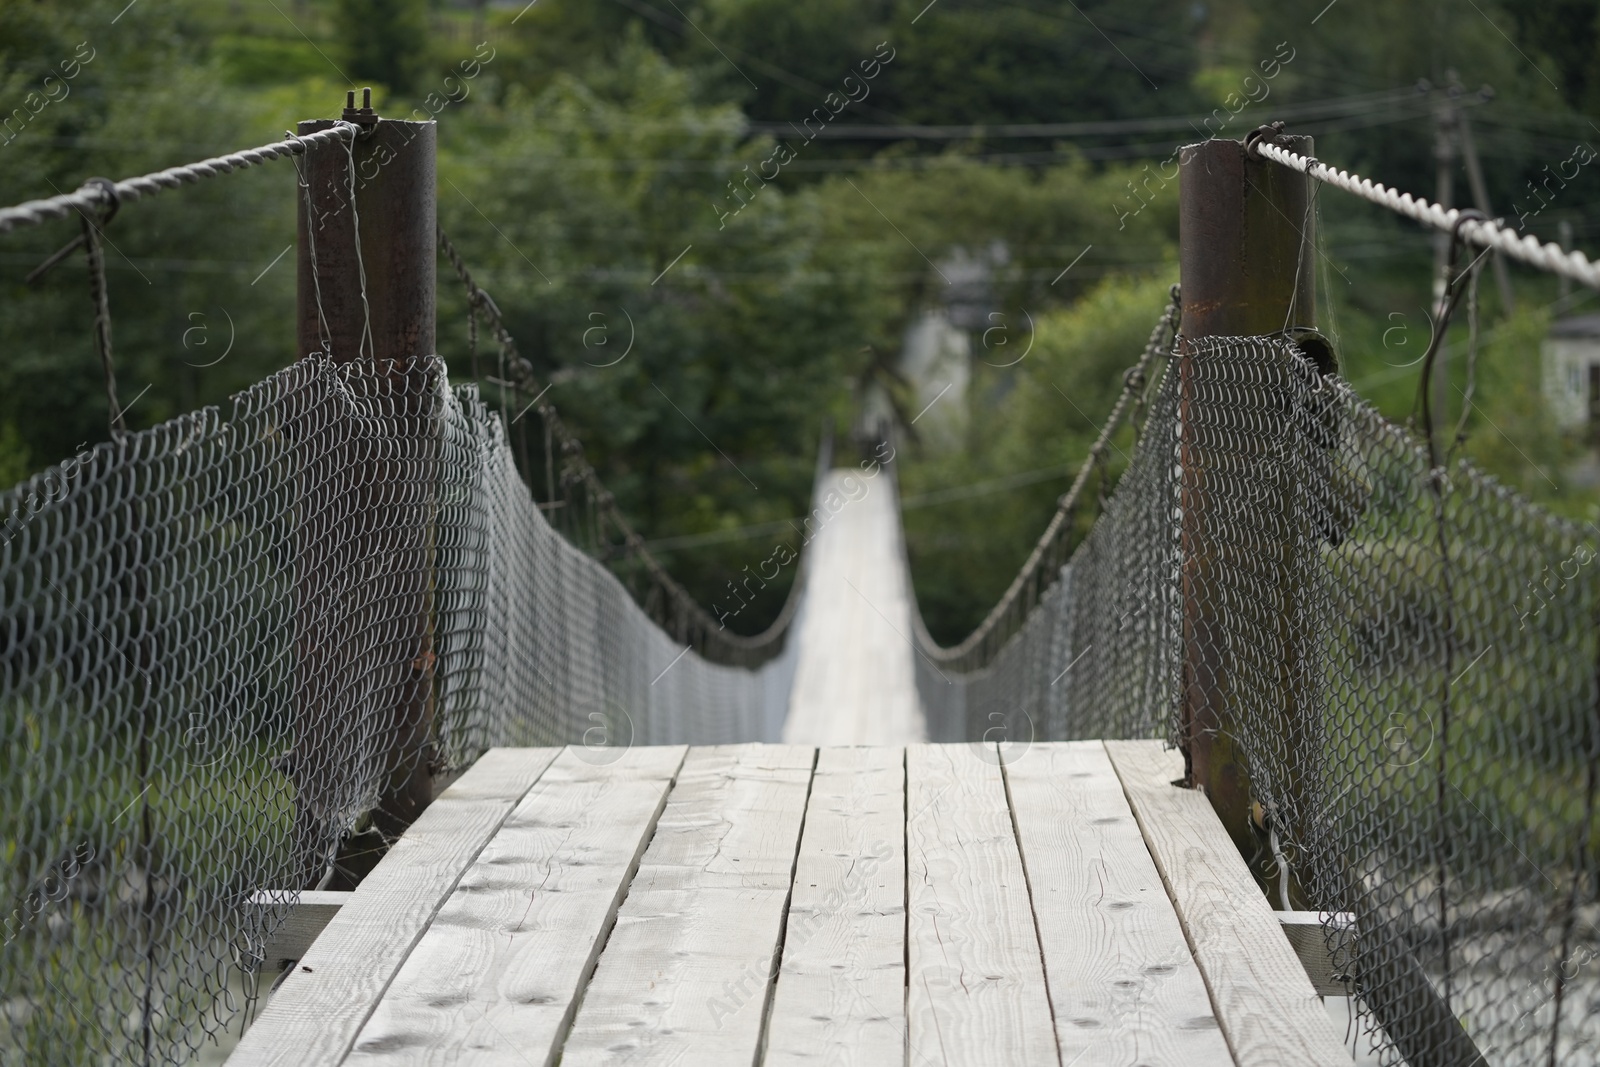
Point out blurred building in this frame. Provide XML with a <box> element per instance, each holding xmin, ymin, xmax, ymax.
<box><xmin>895</xmin><ymin>243</ymin><xmax>1008</xmax><ymax>451</ymax></box>
<box><xmin>1542</xmin><ymin>314</ymin><xmax>1600</xmax><ymax>433</ymax></box>
<box><xmin>897</xmin><ymin>310</ymin><xmax>970</xmax><ymax>450</ymax></box>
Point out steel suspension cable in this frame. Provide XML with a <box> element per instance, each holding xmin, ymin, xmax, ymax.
<box><xmin>1250</xmin><ymin>130</ymin><xmax>1600</xmax><ymax>291</ymax></box>
<box><xmin>0</xmin><ymin>122</ymin><xmax>360</xmax><ymax>234</ymax></box>
<box><xmin>914</xmin><ymin>285</ymin><xmax>1183</xmax><ymax>668</ymax></box>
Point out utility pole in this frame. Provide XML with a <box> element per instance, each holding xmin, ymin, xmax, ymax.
<box><xmin>1450</xmin><ymin>75</ymin><xmax>1515</xmax><ymax>314</ymax></box>
<box><xmin>1559</xmin><ymin>220</ymin><xmax>1575</xmax><ymax>303</ymax></box>
<box><xmin>1430</xmin><ymin>76</ymin><xmax>1514</xmax><ymax>447</ymax></box>
<box><xmin>292</xmin><ymin>91</ymin><xmax>439</xmax><ymax>889</ymax></box>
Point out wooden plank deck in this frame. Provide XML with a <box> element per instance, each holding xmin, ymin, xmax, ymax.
<box><xmin>232</xmin><ymin>742</ymin><xmax>1352</xmax><ymax>1066</ymax></box>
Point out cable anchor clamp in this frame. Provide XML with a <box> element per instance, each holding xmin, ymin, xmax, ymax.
<box><xmin>1244</xmin><ymin>121</ymin><xmax>1287</xmax><ymax>158</ymax></box>
<box><xmin>342</xmin><ymin>88</ymin><xmax>380</xmax><ymax>131</ymax></box>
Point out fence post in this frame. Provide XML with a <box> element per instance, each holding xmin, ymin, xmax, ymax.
<box><xmin>1176</xmin><ymin>134</ymin><xmax>1315</xmax><ymax>883</ymax></box>
<box><xmin>293</xmin><ymin>94</ymin><xmax>438</xmax><ymax>888</ymax></box>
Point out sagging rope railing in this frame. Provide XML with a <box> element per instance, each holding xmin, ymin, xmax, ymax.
<box><xmin>912</xmin><ymin>286</ymin><xmax>1182</xmax><ymax>673</ymax></box>
<box><xmin>0</xmin><ymin>122</ymin><xmax>360</xmax><ymax>234</ymax></box>
<box><xmin>436</xmin><ymin>227</ymin><xmax>803</xmax><ymax>668</ymax></box>
<box><xmin>4</xmin><ymin>119</ymin><xmax>364</xmax><ymax>442</ymax></box>
<box><xmin>1249</xmin><ymin>124</ymin><xmax>1600</xmax><ymax>291</ymax></box>
<box><xmin>0</xmin><ymin>111</ymin><xmax>804</xmax><ymax>669</ymax></box>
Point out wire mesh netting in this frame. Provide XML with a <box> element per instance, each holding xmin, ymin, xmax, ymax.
<box><xmin>0</xmin><ymin>354</ymin><xmax>799</xmax><ymax>1066</ymax></box>
<box><xmin>917</xmin><ymin>333</ymin><xmax>1600</xmax><ymax>1066</ymax></box>
<box><xmin>3</xmin><ymin>294</ymin><xmax>1596</xmax><ymax>1067</ymax></box>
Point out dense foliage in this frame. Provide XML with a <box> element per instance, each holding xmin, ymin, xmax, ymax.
<box><xmin>1</xmin><ymin>0</ymin><xmax>1597</xmax><ymax>640</ymax></box>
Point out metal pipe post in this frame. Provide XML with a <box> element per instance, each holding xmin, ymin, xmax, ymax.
<box><xmin>1177</xmin><ymin>134</ymin><xmax>1316</xmax><ymax>871</ymax></box>
<box><xmin>293</xmin><ymin>94</ymin><xmax>438</xmax><ymax>888</ymax></box>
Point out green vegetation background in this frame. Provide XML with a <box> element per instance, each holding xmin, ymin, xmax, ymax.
<box><xmin>2</xmin><ymin>0</ymin><xmax>1598</xmax><ymax>643</ymax></box>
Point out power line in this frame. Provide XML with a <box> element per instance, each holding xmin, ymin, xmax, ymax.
<box><xmin>604</xmin><ymin>0</ymin><xmax>907</xmax><ymax>124</ymax></box>
<box><xmin>745</xmin><ymin>86</ymin><xmax>1433</xmax><ymax>140</ymax></box>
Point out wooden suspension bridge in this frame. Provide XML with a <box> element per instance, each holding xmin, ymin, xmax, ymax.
<box><xmin>10</xmin><ymin>92</ymin><xmax>1583</xmax><ymax>1066</ymax></box>
<box><xmin>227</xmin><ymin>447</ymin><xmax>1354</xmax><ymax>1067</ymax></box>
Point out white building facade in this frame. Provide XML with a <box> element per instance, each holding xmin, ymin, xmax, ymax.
<box><xmin>1543</xmin><ymin>314</ymin><xmax>1600</xmax><ymax>432</ymax></box>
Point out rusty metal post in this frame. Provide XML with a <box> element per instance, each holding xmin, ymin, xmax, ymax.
<box><xmin>1179</xmin><ymin>135</ymin><xmax>1493</xmax><ymax>1067</ymax></box>
<box><xmin>1177</xmin><ymin>134</ymin><xmax>1315</xmax><ymax>874</ymax></box>
<box><xmin>297</xmin><ymin>95</ymin><xmax>436</xmax><ymax>368</ymax></box>
<box><xmin>293</xmin><ymin>92</ymin><xmax>437</xmax><ymax>888</ymax></box>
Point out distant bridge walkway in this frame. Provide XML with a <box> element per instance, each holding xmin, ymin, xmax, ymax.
<box><xmin>783</xmin><ymin>468</ymin><xmax>926</xmax><ymax>745</ymax></box>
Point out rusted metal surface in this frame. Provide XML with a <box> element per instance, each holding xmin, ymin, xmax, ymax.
<box><xmin>1177</xmin><ymin>135</ymin><xmax>1315</xmax><ymax>874</ymax></box>
<box><xmin>294</xmin><ymin>115</ymin><xmax>439</xmax><ymax>887</ymax></box>
<box><xmin>1178</xmin><ymin>135</ymin><xmax>1316</xmax><ymax>339</ymax></box>
<box><xmin>295</xmin><ymin>116</ymin><xmax>436</xmax><ymax>370</ymax></box>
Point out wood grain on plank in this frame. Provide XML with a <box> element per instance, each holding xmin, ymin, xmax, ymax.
<box><xmin>765</xmin><ymin>746</ymin><xmax>906</xmax><ymax>1067</ymax></box>
<box><xmin>1004</xmin><ymin>741</ymin><xmax>1233</xmax><ymax>1066</ymax></box>
<box><xmin>1104</xmin><ymin>739</ymin><xmax>1352</xmax><ymax>1067</ymax></box>
<box><xmin>227</xmin><ymin>748</ymin><xmax>562</xmax><ymax>1067</ymax></box>
<box><xmin>559</xmin><ymin>743</ymin><xmax>816</xmax><ymax>1066</ymax></box>
<box><xmin>343</xmin><ymin>744</ymin><xmax>688</xmax><ymax>1066</ymax></box>
<box><xmin>906</xmin><ymin>743</ymin><xmax>1059</xmax><ymax>1067</ymax></box>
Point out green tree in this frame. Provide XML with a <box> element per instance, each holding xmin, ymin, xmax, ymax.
<box><xmin>436</xmin><ymin>33</ymin><xmax>900</xmax><ymax>624</ymax></box>
<box><xmin>903</xmin><ymin>273</ymin><xmax>1178</xmax><ymax>642</ymax></box>
<box><xmin>333</xmin><ymin>0</ymin><xmax>428</xmax><ymax>93</ymax></box>
<box><xmin>1504</xmin><ymin>0</ymin><xmax>1600</xmax><ymax>115</ymax></box>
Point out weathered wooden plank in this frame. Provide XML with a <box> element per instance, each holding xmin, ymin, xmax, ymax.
<box><xmin>248</xmin><ymin>890</ymin><xmax>352</xmax><ymax>965</ymax></box>
<box><xmin>1104</xmin><ymin>739</ymin><xmax>1351</xmax><ymax>1067</ymax></box>
<box><xmin>764</xmin><ymin>746</ymin><xmax>906</xmax><ymax>1067</ymax></box>
<box><xmin>342</xmin><ymin>745</ymin><xmax>688</xmax><ymax>1066</ymax></box>
<box><xmin>905</xmin><ymin>743</ymin><xmax>1059</xmax><ymax>1066</ymax></box>
<box><xmin>227</xmin><ymin>748</ymin><xmax>562</xmax><ymax>1067</ymax></box>
<box><xmin>1004</xmin><ymin>741</ymin><xmax>1233</xmax><ymax>1066</ymax></box>
<box><xmin>558</xmin><ymin>743</ymin><xmax>816</xmax><ymax>1066</ymax></box>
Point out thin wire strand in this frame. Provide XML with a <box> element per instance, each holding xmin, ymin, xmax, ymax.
<box><xmin>290</xmin><ymin>131</ymin><xmax>333</xmax><ymax>357</ymax></box>
<box><xmin>341</xmin><ymin>134</ymin><xmax>375</xmax><ymax>362</ymax></box>
<box><xmin>80</xmin><ymin>205</ymin><xmax>123</xmax><ymax>438</ymax></box>
<box><xmin>1450</xmin><ymin>256</ymin><xmax>1486</xmax><ymax>458</ymax></box>
<box><xmin>1283</xmin><ymin>172</ymin><xmax>1319</xmax><ymax>333</ymax></box>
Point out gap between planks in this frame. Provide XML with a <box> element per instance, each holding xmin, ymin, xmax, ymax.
<box><xmin>763</xmin><ymin>746</ymin><xmax>907</xmax><ymax>1066</ymax></box>
<box><xmin>906</xmin><ymin>743</ymin><xmax>1059</xmax><ymax>1066</ymax></box>
<box><xmin>342</xmin><ymin>744</ymin><xmax>690</xmax><ymax>1066</ymax></box>
<box><xmin>1104</xmin><ymin>739</ymin><xmax>1352</xmax><ymax>1067</ymax></box>
<box><xmin>227</xmin><ymin>748</ymin><xmax>564</xmax><ymax>1067</ymax></box>
<box><xmin>557</xmin><ymin>744</ymin><xmax>817</xmax><ymax>1066</ymax></box>
<box><xmin>1004</xmin><ymin>741</ymin><xmax>1234</xmax><ymax>1066</ymax></box>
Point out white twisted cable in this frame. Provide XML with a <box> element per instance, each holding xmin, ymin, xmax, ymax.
<box><xmin>0</xmin><ymin>122</ymin><xmax>361</xmax><ymax>234</ymax></box>
<box><xmin>1253</xmin><ymin>139</ymin><xmax>1600</xmax><ymax>291</ymax></box>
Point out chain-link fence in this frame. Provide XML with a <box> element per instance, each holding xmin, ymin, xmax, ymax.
<box><xmin>0</xmin><ymin>353</ymin><xmax>800</xmax><ymax>1066</ymax></box>
<box><xmin>5</xmin><ymin>298</ymin><xmax>1596</xmax><ymax>1067</ymax></box>
<box><xmin>917</xmin><ymin>332</ymin><xmax>1600</xmax><ymax>1066</ymax></box>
